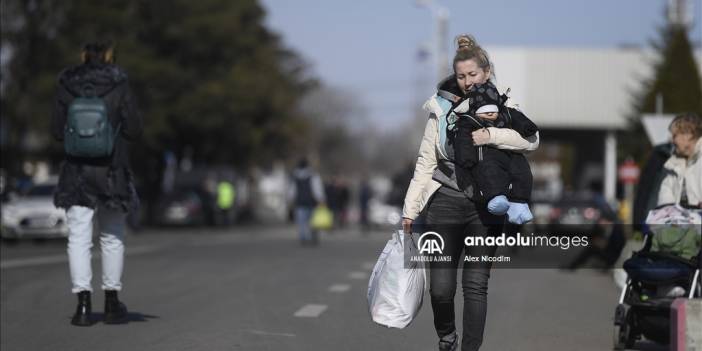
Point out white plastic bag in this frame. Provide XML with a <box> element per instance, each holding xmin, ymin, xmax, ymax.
<box><xmin>367</xmin><ymin>230</ymin><xmax>426</xmax><ymax>328</ymax></box>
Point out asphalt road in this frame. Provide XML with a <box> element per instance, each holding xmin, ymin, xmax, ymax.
<box><xmin>0</xmin><ymin>225</ymin><xmax>668</xmax><ymax>351</ymax></box>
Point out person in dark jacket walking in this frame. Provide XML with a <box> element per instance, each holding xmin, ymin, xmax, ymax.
<box><xmin>288</xmin><ymin>158</ymin><xmax>326</xmax><ymax>246</ymax></box>
<box><xmin>51</xmin><ymin>41</ymin><xmax>142</xmax><ymax>326</ymax></box>
<box><xmin>359</xmin><ymin>177</ymin><xmax>373</xmax><ymax>232</ymax></box>
<box><xmin>633</xmin><ymin>143</ymin><xmax>673</xmax><ymax>229</ymax></box>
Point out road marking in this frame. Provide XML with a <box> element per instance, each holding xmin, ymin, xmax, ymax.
<box><xmin>240</xmin><ymin>329</ymin><xmax>296</xmax><ymax>337</ymax></box>
<box><xmin>0</xmin><ymin>245</ymin><xmax>162</xmax><ymax>270</ymax></box>
<box><xmin>293</xmin><ymin>304</ymin><xmax>328</xmax><ymax>318</ymax></box>
<box><xmin>0</xmin><ymin>254</ymin><xmax>67</xmax><ymax>269</ymax></box>
<box><xmin>328</xmin><ymin>284</ymin><xmax>351</xmax><ymax>293</ymax></box>
<box><xmin>127</xmin><ymin>245</ymin><xmax>162</xmax><ymax>255</ymax></box>
<box><xmin>348</xmin><ymin>271</ymin><xmax>368</xmax><ymax>280</ymax></box>
<box><xmin>361</xmin><ymin>261</ymin><xmax>375</xmax><ymax>270</ymax></box>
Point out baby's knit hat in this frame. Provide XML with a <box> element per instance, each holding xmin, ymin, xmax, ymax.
<box><xmin>466</xmin><ymin>81</ymin><xmax>507</xmax><ymax>116</ymax></box>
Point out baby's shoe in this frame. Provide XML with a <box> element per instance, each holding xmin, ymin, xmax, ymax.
<box><xmin>507</xmin><ymin>202</ymin><xmax>534</xmax><ymax>224</ymax></box>
<box><xmin>487</xmin><ymin>195</ymin><xmax>509</xmax><ymax>215</ymax></box>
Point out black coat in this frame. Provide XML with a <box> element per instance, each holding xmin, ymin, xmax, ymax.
<box><xmin>453</xmin><ymin>107</ymin><xmax>538</xmax><ymax>169</ymax></box>
<box><xmin>452</xmin><ymin>108</ymin><xmax>538</xmax><ymax>203</ymax></box>
<box><xmin>633</xmin><ymin>143</ymin><xmax>673</xmax><ymax>228</ymax></box>
<box><xmin>51</xmin><ymin>62</ymin><xmax>142</xmax><ymax>211</ymax></box>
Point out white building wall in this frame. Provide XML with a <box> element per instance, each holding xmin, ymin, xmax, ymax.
<box><xmin>486</xmin><ymin>47</ymin><xmax>702</xmax><ymax>130</ymax></box>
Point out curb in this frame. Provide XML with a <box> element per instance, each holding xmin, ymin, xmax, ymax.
<box><xmin>671</xmin><ymin>298</ymin><xmax>702</xmax><ymax>351</ymax></box>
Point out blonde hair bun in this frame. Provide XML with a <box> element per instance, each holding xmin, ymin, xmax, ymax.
<box><xmin>455</xmin><ymin>34</ymin><xmax>478</xmax><ymax>51</ymax></box>
<box><xmin>452</xmin><ymin>34</ymin><xmax>493</xmax><ymax>77</ymax></box>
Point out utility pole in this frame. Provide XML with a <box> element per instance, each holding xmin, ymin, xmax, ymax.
<box><xmin>604</xmin><ymin>131</ymin><xmax>617</xmax><ymax>204</ymax></box>
<box><xmin>414</xmin><ymin>42</ymin><xmax>432</xmax><ymax>116</ymax></box>
<box><xmin>436</xmin><ymin>8</ymin><xmax>449</xmax><ymax>79</ymax></box>
<box><xmin>668</xmin><ymin>0</ymin><xmax>693</xmax><ymax>27</ymax></box>
<box><xmin>416</xmin><ymin>0</ymin><xmax>450</xmax><ymax>82</ymax></box>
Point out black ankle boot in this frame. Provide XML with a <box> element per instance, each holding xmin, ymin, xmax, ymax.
<box><xmin>104</xmin><ymin>290</ymin><xmax>128</xmax><ymax>324</ymax></box>
<box><xmin>71</xmin><ymin>291</ymin><xmax>93</xmax><ymax>326</ymax></box>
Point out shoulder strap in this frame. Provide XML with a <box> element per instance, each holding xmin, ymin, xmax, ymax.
<box><xmin>438</xmin><ymin>89</ymin><xmax>462</xmax><ymax>103</ymax></box>
<box><xmin>505</xmin><ymin>108</ymin><xmax>514</xmax><ymax>126</ymax></box>
<box><xmin>71</xmin><ymin>82</ymin><xmax>120</xmax><ymax>99</ymax></box>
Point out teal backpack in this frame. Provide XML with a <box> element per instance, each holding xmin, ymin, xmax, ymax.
<box><xmin>64</xmin><ymin>84</ymin><xmax>120</xmax><ymax>158</ymax></box>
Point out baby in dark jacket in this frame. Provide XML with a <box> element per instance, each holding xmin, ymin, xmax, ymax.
<box><xmin>438</xmin><ymin>79</ymin><xmax>536</xmax><ymax>224</ymax></box>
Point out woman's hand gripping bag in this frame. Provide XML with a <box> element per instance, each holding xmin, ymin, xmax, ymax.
<box><xmin>367</xmin><ymin>230</ymin><xmax>426</xmax><ymax>328</ymax></box>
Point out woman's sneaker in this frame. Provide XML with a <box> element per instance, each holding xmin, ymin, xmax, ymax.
<box><xmin>438</xmin><ymin>332</ymin><xmax>458</xmax><ymax>351</ymax></box>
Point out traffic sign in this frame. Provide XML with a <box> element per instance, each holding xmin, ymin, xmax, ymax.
<box><xmin>618</xmin><ymin>159</ymin><xmax>640</xmax><ymax>184</ymax></box>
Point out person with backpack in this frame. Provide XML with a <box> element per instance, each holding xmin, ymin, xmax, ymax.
<box><xmin>402</xmin><ymin>34</ymin><xmax>539</xmax><ymax>351</ymax></box>
<box><xmin>289</xmin><ymin>158</ymin><xmax>326</xmax><ymax>246</ymax></box>
<box><xmin>51</xmin><ymin>41</ymin><xmax>142</xmax><ymax>326</ymax></box>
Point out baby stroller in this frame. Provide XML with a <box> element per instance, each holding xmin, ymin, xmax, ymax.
<box><xmin>613</xmin><ymin>205</ymin><xmax>701</xmax><ymax>349</ymax></box>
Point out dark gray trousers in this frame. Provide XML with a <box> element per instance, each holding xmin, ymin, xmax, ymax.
<box><xmin>424</xmin><ymin>189</ymin><xmax>503</xmax><ymax>351</ymax></box>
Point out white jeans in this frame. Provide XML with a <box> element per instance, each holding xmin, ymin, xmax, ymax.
<box><xmin>66</xmin><ymin>205</ymin><xmax>126</xmax><ymax>293</ymax></box>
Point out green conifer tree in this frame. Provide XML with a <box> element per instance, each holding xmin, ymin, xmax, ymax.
<box><xmin>623</xmin><ymin>21</ymin><xmax>702</xmax><ymax>160</ymax></box>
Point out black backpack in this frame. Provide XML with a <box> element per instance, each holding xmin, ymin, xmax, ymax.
<box><xmin>64</xmin><ymin>84</ymin><xmax>120</xmax><ymax>158</ymax></box>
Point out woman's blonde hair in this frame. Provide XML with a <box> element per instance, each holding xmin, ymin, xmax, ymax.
<box><xmin>453</xmin><ymin>34</ymin><xmax>493</xmax><ymax>76</ymax></box>
<box><xmin>669</xmin><ymin>113</ymin><xmax>702</xmax><ymax>139</ymax></box>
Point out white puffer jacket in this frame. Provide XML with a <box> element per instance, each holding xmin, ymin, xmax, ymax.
<box><xmin>657</xmin><ymin>137</ymin><xmax>702</xmax><ymax>207</ymax></box>
<box><xmin>402</xmin><ymin>94</ymin><xmax>540</xmax><ymax>220</ymax></box>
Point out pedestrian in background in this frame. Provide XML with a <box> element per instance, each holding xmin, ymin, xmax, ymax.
<box><xmin>324</xmin><ymin>178</ymin><xmax>339</xmax><ymax>231</ymax></box>
<box><xmin>51</xmin><ymin>41</ymin><xmax>142</xmax><ymax>326</ymax></box>
<box><xmin>338</xmin><ymin>179</ymin><xmax>351</xmax><ymax>227</ymax></box>
<box><xmin>657</xmin><ymin>113</ymin><xmax>702</xmax><ymax>209</ymax></box>
<box><xmin>289</xmin><ymin>158</ymin><xmax>326</xmax><ymax>246</ymax></box>
<box><xmin>633</xmin><ymin>142</ymin><xmax>673</xmax><ymax>229</ymax></box>
<box><xmin>216</xmin><ymin>179</ymin><xmax>235</xmax><ymax>226</ymax></box>
<box><xmin>359</xmin><ymin>177</ymin><xmax>373</xmax><ymax>232</ymax></box>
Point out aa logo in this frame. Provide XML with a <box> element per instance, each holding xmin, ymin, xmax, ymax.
<box><xmin>418</xmin><ymin>231</ymin><xmax>445</xmax><ymax>255</ymax></box>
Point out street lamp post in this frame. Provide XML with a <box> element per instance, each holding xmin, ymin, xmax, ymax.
<box><xmin>416</xmin><ymin>0</ymin><xmax>450</xmax><ymax>81</ymax></box>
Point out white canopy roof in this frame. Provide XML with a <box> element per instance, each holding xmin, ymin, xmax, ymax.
<box><xmin>486</xmin><ymin>46</ymin><xmax>702</xmax><ymax>130</ymax></box>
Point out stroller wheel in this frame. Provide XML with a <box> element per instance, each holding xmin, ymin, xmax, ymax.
<box><xmin>613</xmin><ymin>324</ymin><xmax>628</xmax><ymax>350</ymax></box>
<box><xmin>613</xmin><ymin>324</ymin><xmax>637</xmax><ymax>349</ymax></box>
<box><xmin>613</xmin><ymin>305</ymin><xmax>636</xmax><ymax>350</ymax></box>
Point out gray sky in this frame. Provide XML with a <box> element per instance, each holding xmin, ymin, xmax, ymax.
<box><xmin>260</xmin><ymin>0</ymin><xmax>702</xmax><ymax>130</ymax></box>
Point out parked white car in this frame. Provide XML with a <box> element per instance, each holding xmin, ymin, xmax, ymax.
<box><xmin>1</xmin><ymin>179</ymin><xmax>68</xmax><ymax>240</ymax></box>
